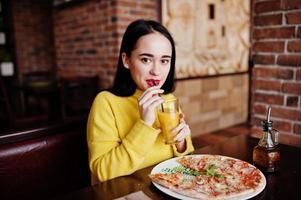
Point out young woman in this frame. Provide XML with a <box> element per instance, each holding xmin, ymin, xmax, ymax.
<box><xmin>87</xmin><ymin>19</ymin><xmax>194</xmax><ymax>183</ymax></box>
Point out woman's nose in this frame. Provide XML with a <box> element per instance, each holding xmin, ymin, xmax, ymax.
<box><xmin>150</xmin><ymin>62</ymin><xmax>160</xmax><ymax>76</ymax></box>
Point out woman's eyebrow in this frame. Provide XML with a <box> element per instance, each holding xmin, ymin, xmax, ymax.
<box><xmin>139</xmin><ymin>53</ymin><xmax>153</xmax><ymax>57</ymax></box>
<box><xmin>139</xmin><ymin>53</ymin><xmax>171</xmax><ymax>58</ymax></box>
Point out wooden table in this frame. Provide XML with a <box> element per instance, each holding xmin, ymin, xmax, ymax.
<box><xmin>54</xmin><ymin>135</ymin><xmax>301</xmax><ymax>200</ymax></box>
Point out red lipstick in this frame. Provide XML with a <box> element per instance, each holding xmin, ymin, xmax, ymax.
<box><xmin>146</xmin><ymin>79</ymin><xmax>160</xmax><ymax>87</ymax></box>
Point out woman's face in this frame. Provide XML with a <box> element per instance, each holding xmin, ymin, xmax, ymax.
<box><xmin>122</xmin><ymin>32</ymin><xmax>172</xmax><ymax>91</ymax></box>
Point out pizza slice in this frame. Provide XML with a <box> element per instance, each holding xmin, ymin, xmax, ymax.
<box><xmin>149</xmin><ymin>173</ymin><xmax>208</xmax><ymax>199</ymax></box>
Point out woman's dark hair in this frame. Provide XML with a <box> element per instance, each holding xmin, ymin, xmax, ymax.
<box><xmin>109</xmin><ymin>19</ymin><xmax>176</xmax><ymax>96</ymax></box>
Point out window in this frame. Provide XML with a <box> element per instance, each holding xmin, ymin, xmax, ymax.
<box><xmin>209</xmin><ymin>4</ymin><xmax>215</xmax><ymax>20</ymax></box>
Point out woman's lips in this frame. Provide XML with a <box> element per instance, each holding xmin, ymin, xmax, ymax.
<box><xmin>146</xmin><ymin>79</ymin><xmax>160</xmax><ymax>87</ymax></box>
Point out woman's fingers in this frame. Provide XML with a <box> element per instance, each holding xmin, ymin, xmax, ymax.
<box><xmin>179</xmin><ymin>113</ymin><xmax>185</xmax><ymax>118</ymax></box>
<box><xmin>174</xmin><ymin>129</ymin><xmax>189</xmax><ymax>142</ymax></box>
<box><xmin>179</xmin><ymin>113</ymin><xmax>185</xmax><ymax>123</ymax></box>
<box><xmin>171</xmin><ymin>121</ymin><xmax>185</xmax><ymax>135</ymax></box>
<box><xmin>142</xmin><ymin>96</ymin><xmax>164</xmax><ymax>110</ymax></box>
<box><xmin>173</xmin><ymin>123</ymin><xmax>191</xmax><ymax>142</ymax></box>
<box><xmin>138</xmin><ymin>86</ymin><xmax>164</xmax><ymax>105</ymax></box>
<box><xmin>172</xmin><ymin>113</ymin><xmax>189</xmax><ymax>142</ymax></box>
<box><xmin>138</xmin><ymin>87</ymin><xmax>165</xmax><ymax>126</ymax></box>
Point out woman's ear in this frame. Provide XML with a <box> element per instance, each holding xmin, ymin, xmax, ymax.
<box><xmin>121</xmin><ymin>53</ymin><xmax>129</xmax><ymax>69</ymax></box>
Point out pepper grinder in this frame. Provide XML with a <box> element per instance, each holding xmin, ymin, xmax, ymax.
<box><xmin>253</xmin><ymin>106</ymin><xmax>280</xmax><ymax>172</ymax></box>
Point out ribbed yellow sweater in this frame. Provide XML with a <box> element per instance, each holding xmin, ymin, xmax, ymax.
<box><xmin>87</xmin><ymin>89</ymin><xmax>194</xmax><ymax>182</ymax></box>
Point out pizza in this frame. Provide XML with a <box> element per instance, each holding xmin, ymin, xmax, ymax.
<box><xmin>149</xmin><ymin>155</ymin><xmax>266</xmax><ymax>200</ymax></box>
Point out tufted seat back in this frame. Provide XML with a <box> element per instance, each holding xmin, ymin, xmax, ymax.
<box><xmin>0</xmin><ymin>121</ymin><xmax>90</xmax><ymax>200</ymax></box>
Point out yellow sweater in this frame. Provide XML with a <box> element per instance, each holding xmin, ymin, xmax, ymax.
<box><xmin>87</xmin><ymin>89</ymin><xmax>194</xmax><ymax>182</ymax></box>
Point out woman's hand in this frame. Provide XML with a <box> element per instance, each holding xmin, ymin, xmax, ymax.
<box><xmin>172</xmin><ymin>113</ymin><xmax>191</xmax><ymax>152</ymax></box>
<box><xmin>138</xmin><ymin>86</ymin><xmax>164</xmax><ymax>126</ymax></box>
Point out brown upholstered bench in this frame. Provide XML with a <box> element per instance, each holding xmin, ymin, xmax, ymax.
<box><xmin>0</xmin><ymin>118</ymin><xmax>90</xmax><ymax>200</ymax></box>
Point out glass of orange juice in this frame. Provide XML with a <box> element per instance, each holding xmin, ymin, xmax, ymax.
<box><xmin>157</xmin><ymin>98</ymin><xmax>180</xmax><ymax>144</ymax></box>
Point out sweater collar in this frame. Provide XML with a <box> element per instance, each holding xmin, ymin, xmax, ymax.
<box><xmin>133</xmin><ymin>89</ymin><xmax>143</xmax><ymax>99</ymax></box>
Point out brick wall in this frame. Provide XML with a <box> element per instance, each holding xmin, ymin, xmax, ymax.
<box><xmin>11</xmin><ymin>0</ymin><xmax>55</xmax><ymax>80</ymax></box>
<box><xmin>251</xmin><ymin>0</ymin><xmax>301</xmax><ymax>146</ymax></box>
<box><xmin>53</xmin><ymin>0</ymin><xmax>159</xmax><ymax>89</ymax></box>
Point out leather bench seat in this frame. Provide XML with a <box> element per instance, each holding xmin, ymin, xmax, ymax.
<box><xmin>0</xmin><ymin>120</ymin><xmax>90</xmax><ymax>200</ymax></box>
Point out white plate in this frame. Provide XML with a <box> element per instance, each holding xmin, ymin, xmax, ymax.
<box><xmin>150</xmin><ymin>154</ymin><xmax>266</xmax><ymax>200</ymax></box>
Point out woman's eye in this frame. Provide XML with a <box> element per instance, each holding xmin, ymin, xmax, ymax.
<box><xmin>141</xmin><ymin>57</ymin><xmax>151</xmax><ymax>63</ymax></box>
<box><xmin>161</xmin><ymin>59</ymin><xmax>170</xmax><ymax>64</ymax></box>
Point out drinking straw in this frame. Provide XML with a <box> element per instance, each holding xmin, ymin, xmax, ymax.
<box><xmin>152</xmin><ymin>80</ymin><xmax>164</xmax><ymax>112</ymax></box>
<box><xmin>161</xmin><ymin>103</ymin><xmax>164</xmax><ymax>112</ymax></box>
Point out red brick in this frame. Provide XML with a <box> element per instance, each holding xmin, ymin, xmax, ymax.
<box><xmin>277</xmin><ymin>55</ymin><xmax>301</xmax><ymax>66</ymax></box>
<box><xmin>250</xmin><ymin>116</ymin><xmax>263</xmax><ymax>127</ymax></box>
<box><xmin>298</xmin><ymin>27</ymin><xmax>301</xmax><ymax>38</ymax></box>
<box><xmin>117</xmin><ymin>0</ymin><xmax>137</xmax><ymax>8</ymax></box>
<box><xmin>86</xmin><ymin>6</ymin><xmax>96</xmax><ymax>13</ymax></box>
<box><xmin>253</xmin><ymin>54</ymin><xmax>275</xmax><ymax>64</ymax></box>
<box><xmin>129</xmin><ymin>9</ymin><xmax>148</xmax><ymax>16</ymax></box>
<box><xmin>252</xmin><ymin>66</ymin><xmax>294</xmax><ymax>79</ymax></box>
<box><xmin>254</xmin><ymin>0</ymin><xmax>281</xmax><ymax>13</ymax></box>
<box><xmin>253</xmin><ymin>79</ymin><xmax>282</xmax><ymax>91</ymax></box>
<box><xmin>283</xmin><ymin>0</ymin><xmax>301</xmax><ymax>9</ymax></box>
<box><xmin>253</xmin><ymin>41</ymin><xmax>284</xmax><ymax>53</ymax></box>
<box><xmin>253</xmin><ymin>93</ymin><xmax>284</xmax><ymax>105</ymax></box>
<box><xmin>286</xmin><ymin>96</ymin><xmax>299</xmax><ymax>107</ymax></box>
<box><xmin>286</xmin><ymin>11</ymin><xmax>301</xmax><ymax>24</ymax></box>
<box><xmin>272</xmin><ymin>106</ymin><xmax>301</xmax><ymax>121</ymax></box>
<box><xmin>287</xmin><ymin>41</ymin><xmax>301</xmax><ymax>52</ymax></box>
<box><xmin>254</xmin><ymin>14</ymin><xmax>282</xmax><ymax>26</ymax></box>
<box><xmin>297</xmin><ymin>69</ymin><xmax>301</xmax><ymax>80</ymax></box>
<box><xmin>273</xmin><ymin>120</ymin><xmax>293</xmax><ymax>132</ymax></box>
<box><xmin>294</xmin><ymin>124</ymin><xmax>301</xmax><ymax>135</ymax></box>
<box><xmin>251</xmin><ymin>103</ymin><xmax>267</xmax><ymax>115</ymax></box>
<box><xmin>282</xmin><ymin>82</ymin><xmax>301</xmax><ymax>95</ymax></box>
<box><xmin>253</xmin><ymin>27</ymin><xmax>295</xmax><ymax>39</ymax></box>
<box><xmin>250</xmin><ymin>127</ymin><xmax>262</xmax><ymax>139</ymax></box>
<box><xmin>140</xmin><ymin>2</ymin><xmax>158</xmax><ymax>10</ymax></box>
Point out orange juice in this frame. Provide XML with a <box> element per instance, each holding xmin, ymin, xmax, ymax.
<box><xmin>158</xmin><ymin>98</ymin><xmax>179</xmax><ymax>144</ymax></box>
<box><xmin>158</xmin><ymin>106</ymin><xmax>180</xmax><ymax>144</ymax></box>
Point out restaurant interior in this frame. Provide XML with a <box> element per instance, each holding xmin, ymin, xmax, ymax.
<box><xmin>0</xmin><ymin>0</ymin><xmax>301</xmax><ymax>200</ymax></box>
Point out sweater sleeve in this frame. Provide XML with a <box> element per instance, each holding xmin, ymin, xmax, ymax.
<box><xmin>87</xmin><ymin>93</ymin><xmax>160</xmax><ymax>182</ymax></box>
<box><xmin>172</xmin><ymin>136</ymin><xmax>194</xmax><ymax>157</ymax></box>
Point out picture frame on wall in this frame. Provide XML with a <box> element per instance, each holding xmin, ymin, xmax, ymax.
<box><xmin>161</xmin><ymin>0</ymin><xmax>250</xmax><ymax>79</ymax></box>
